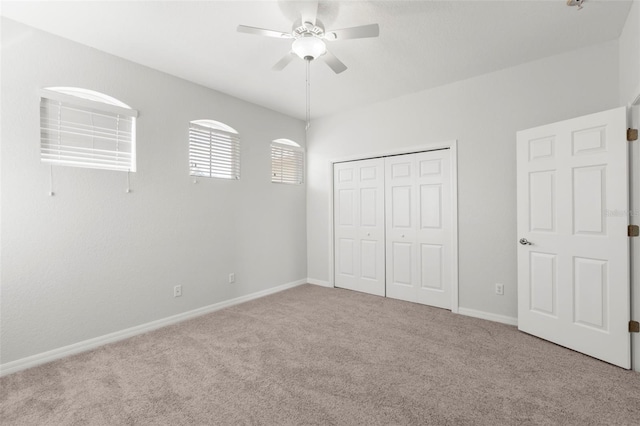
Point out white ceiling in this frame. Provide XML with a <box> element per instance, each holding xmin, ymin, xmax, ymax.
<box><xmin>1</xmin><ymin>0</ymin><xmax>633</xmax><ymax>120</ymax></box>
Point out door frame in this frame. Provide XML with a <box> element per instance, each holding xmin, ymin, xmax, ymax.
<box><xmin>327</xmin><ymin>140</ymin><xmax>460</xmax><ymax>313</ymax></box>
<box><xmin>630</xmin><ymin>94</ymin><xmax>640</xmax><ymax>372</ymax></box>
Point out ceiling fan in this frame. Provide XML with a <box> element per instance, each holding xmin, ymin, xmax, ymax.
<box><xmin>237</xmin><ymin>1</ymin><xmax>379</xmax><ymax>74</ymax></box>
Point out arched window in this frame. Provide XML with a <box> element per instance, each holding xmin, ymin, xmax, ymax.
<box><xmin>40</xmin><ymin>87</ymin><xmax>138</xmax><ymax>172</ymax></box>
<box><xmin>189</xmin><ymin>119</ymin><xmax>240</xmax><ymax>180</ymax></box>
<box><xmin>271</xmin><ymin>139</ymin><xmax>304</xmax><ymax>184</ymax></box>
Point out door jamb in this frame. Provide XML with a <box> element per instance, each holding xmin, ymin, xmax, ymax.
<box><xmin>327</xmin><ymin>140</ymin><xmax>459</xmax><ymax>313</ymax></box>
<box><xmin>630</xmin><ymin>95</ymin><xmax>640</xmax><ymax>372</ymax></box>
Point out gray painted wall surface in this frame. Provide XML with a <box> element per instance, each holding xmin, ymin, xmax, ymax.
<box><xmin>620</xmin><ymin>0</ymin><xmax>640</xmax><ymax>105</ymax></box>
<box><xmin>1</xmin><ymin>19</ymin><xmax>307</xmax><ymax>364</ymax></box>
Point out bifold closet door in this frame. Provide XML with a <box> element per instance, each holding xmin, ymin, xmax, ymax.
<box><xmin>334</xmin><ymin>158</ymin><xmax>385</xmax><ymax>296</ymax></box>
<box><xmin>385</xmin><ymin>150</ymin><xmax>453</xmax><ymax>309</ymax></box>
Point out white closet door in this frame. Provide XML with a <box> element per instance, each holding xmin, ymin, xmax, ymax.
<box><xmin>385</xmin><ymin>154</ymin><xmax>416</xmax><ymax>301</ymax></box>
<box><xmin>334</xmin><ymin>158</ymin><xmax>385</xmax><ymax>296</ymax></box>
<box><xmin>385</xmin><ymin>150</ymin><xmax>452</xmax><ymax>308</ymax></box>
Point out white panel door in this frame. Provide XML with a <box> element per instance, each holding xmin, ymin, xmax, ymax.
<box><xmin>385</xmin><ymin>155</ymin><xmax>415</xmax><ymax>302</ymax></box>
<box><xmin>385</xmin><ymin>150</ymin><xmax>453</xmax><ymax>308</ymax></box>
<box><xmin>334</xmin><ymin>158</ymin><xmax>385</xmax><ymax>296</ymax></box>
<box><xmin>517</xmin><ymin>107</ymin><xmax>630</xmax><ymax>369</ymax></box>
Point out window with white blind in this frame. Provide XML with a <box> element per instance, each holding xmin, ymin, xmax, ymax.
<box><xmin>40</xmin><ymin>87</ymin><xmax>138</xmax><ymax>172</ymax></box>
<box><xmin>271</xmin><ymin>139</ymin><xmax>304</xmax><ymax>185</ymax></box>
<box><xmin>189</xmin><ymin>120</ymin><xmax>240</xmax><ymax>180</ymax></box>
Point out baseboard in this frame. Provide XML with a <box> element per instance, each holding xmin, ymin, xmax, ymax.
<box><xmin>307</xmin><ymin>278</ymin><xmax>332</xmax><ymax>288</ymax></box>
<box><xmin>458</xmin><ymin>307</ymin><xmax>518</xmax><ymax>326</ymax></box>
<box><xmin>0</xmin><ymin>279</ymin><xmax>307</xmax><ymax>377</ymax></box>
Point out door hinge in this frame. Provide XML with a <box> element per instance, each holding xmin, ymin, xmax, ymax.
<box><xmin>628</xmin><ymin>128</ymin><xmax>638</xmax><ymax>142</ymax></box>
<box><xmin>628</xmin><ymin>225</ymin><xmax>639</xmax><ymax>237</ymax></box>
<box><xmin>630</xmin><ymin>321</ymin><xmax>640</xmax><ymax>333</ymax></box>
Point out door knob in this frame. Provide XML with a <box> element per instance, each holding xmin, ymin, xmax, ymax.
<box><xmin>519</xmin><ymin>238</ymin><xmax>533</xmax><ymax>245</ymax></box>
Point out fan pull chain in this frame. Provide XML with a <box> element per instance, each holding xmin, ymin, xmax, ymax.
<box><xmin>49</xmin><ymin>165</ymin><xmax>55</xmax><ymax>196</ymax></box>
<box><xmin>305</xmin><ymin>59</ymin><xmax>311</xmax><ymax>131</ymax></box>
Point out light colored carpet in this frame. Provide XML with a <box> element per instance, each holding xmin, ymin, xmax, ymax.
<box><xmin>1</xmin><ymin>284</ymin><xmax>639</xmax><ymax>425</ymax></box>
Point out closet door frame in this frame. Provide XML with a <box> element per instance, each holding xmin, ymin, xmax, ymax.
<box><xmin>328</xmin><ymin>140</ymin><xmax>460</xmax><ymax>313</ymax></box>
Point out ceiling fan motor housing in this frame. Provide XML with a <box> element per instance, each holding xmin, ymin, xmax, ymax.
<box><xmin>292</xmin><ymin>34</ymin><xmax>326</xmax><ymax>60</ymax></box>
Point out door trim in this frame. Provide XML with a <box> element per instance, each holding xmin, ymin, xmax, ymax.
<box><xmin>631</xmin><ymin>97</ymin><xmax>640</xmax><ymax>372</ymax></box>
<box><xmin>327</xmin><ymin>140</ymin><xmax>459</xmax><ymax>313</ymax></box>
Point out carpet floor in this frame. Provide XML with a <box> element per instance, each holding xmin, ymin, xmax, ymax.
<box><xmin>1</xmin><ymin>284</ymin><xmax>639</xmax><ymax>425</ymax></box>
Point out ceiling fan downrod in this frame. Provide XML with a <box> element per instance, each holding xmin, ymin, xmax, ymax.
<box><xmin>305</xmin><ymin>59</ymin><xmax>311</xmax><ymax>130</ymax></box>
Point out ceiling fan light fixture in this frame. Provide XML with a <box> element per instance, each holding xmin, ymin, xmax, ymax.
<box><xmin>292</xmin><ymin>36</ymin><xmax>326</xmax><ymax>60</ymax></box>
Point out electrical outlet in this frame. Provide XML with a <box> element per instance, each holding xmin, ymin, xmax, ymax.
<box><xmin>174</xmin><ymin>285</ymin><xmax>182</xmax><ymax>297</ymax></box>
<box><xmin>495</xmin><ymin>283</ymin><xmax>504</xmax><ymax>296</ymax></box>
<box><xmin>228</xmin><ymin>273</ymin><xmax>235</xmax><ymax>284</ymax></box>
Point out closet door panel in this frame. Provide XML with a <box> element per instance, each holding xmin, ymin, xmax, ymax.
<box><xmin>334</xmin><ymin>158</ymin><xmax>385</xmax><ymax>296</ymax></box>
<box><xmin>385</xmin><ymin>150</ymin><xmax>452</xmax><ymax>308</ymax></box>
<box><xmin>415</xmin><ymin>150</ymin><xmax>452</xmax><ymax>308</ymax></box>
<box><xmin>334</xmin><ymin>162</ymin><xmax>359</xmax><ymax>291</ymax></box>
<box><xmin>385</xmin><ymin>155</ymin><xmax>418</xmax><ymax>302</ymax></box>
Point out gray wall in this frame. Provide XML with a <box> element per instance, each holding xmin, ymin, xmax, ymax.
<box><xmin>0</xmin><ymin>19</ymin><xmax>307</xmax><ymax>364</ymax></box>
<box><xmin>620</xmin><ymin>0</ymin><xmax>640</xmax><ymax>105</ymax></box>
<box><xmin>306</xmin><ymin>41</ymin><xmax>620</xmax><ymax>320</ymax></box>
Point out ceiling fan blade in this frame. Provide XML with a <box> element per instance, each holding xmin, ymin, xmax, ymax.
<box><xmin>300</xmin><ymin>0</ymin><xmax>319</xmax><ymax>25</ymax></box>
<box><xmin>325</xmin><ymin>23</ymin><xmax>379</xmax><ymax>41</ymax></box>
<box><xmin>237</xmin><ymin>25</ymin><xmax>292</xmax><ymax>39</ymax></box>
<box><xmin>322</xmin><ymin>50</ymin><xmax>347</xmax><ymax>74</ymax></box>
<box><xmin>272</xmin><ymin>52</ymin><xmax>297</xmax><ymax>71</ymax></box>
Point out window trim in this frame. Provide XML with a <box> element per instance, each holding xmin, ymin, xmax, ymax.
<box><xmin>189</xmin><ymin>120</ymin><xmax>241</xmax><ymax>180</ymax></box>
<box><xmin>40</xmin><ymin>87</ymin><xmax>138</xmax><ymax>172</ymax></box>
<box><xmin>191</xmin><ymin>119</ymin><xmax>238</xmax><ymax>134</ymax></box>
<box><xmin>271</xmin><ymin>139</ymin><xmax>304</xmax><ymax>185</ymax></box>
<box><xmin>40</xmin><ymin>88</ymin><xmax>138</xmax><ymax>118</ymax></box>
<box><xmin>272</xmin><ymin>138</ymin><xmax>301</xmax><ymax>148</ymax></box>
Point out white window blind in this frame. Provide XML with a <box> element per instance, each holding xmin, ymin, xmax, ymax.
<box><xmin>40</xmin><ymin>89</ymin><xmax>137</xmax><ymax>172</ymax></box>
<box><xmin>271</xmin><ymin>142</ymin><xmax>304</xmax><ymax>184</ymax></box>
<box><xmin>189</xmin><ymin>122</ymin><xmax>241</xmax><ymax>179</ymax></box>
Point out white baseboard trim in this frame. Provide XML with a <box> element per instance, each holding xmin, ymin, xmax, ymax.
<box><xmin>458</xmin><ymin>307</ymin><xmax>518</xmax><ymax>326</ymax></box>
<box><xmin>0</xmin><ymin>279</ymin><xmax>307</xmax><ymax>378</ymax></box>
<box><xmin>307</xmin><ymin>278</ymin><xmax>333</xmax><ymax>288</ymax></box>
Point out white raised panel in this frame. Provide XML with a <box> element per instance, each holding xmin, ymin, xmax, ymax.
<box><xmin>392</xmin><ymin>186</ymin><xmax>412</xmax><ymax>228</ymax></box>
<box><xmin>529</xmin><ymin>171</ymin><xmax>555</xmax><ymax>233</ymax></box>
<box><xmin>391</xmin><ymin>162</ymin><xmax>411</xmax><ymax>179</ymax></box>
<box><xmin>572</xmin><ymin>126</ymin><xmax>606</xmax><ymax>156</ymax></box>
<box><xmin>360</xmin><ymin>188</ymin><xmax>377</xmax><ymax>227</ymax></box>
<box><xmin>420</xmin><ymin>184</ymin><xmax>442</xmax><ymax>229</ymax></box>
<box><xmin>360</xmin><ymin>166</ymin><xmax>377</xmax><ymax>181</ymax></box>
<box><xmin>529</xmin><ymin>136</ymin><xmax>555</xmax><ymax>161</ymax></box>
<box><xmin>392</xmin><ymin>242</ymin><xmax>412</xmax><ymax>286</ymax></box>
<box><xmin>419</xmin><ymin>159</ymin><xmax>441</xmax><ymax>176</ymax></box>
<box><xmin>529</xmin><ymin>252</ymin><xmax>556</xmax><ymax>316</ymax></box>
<box><xmin>338</xmin><ymin>239</ymin><xmax>355</xmax><ymax>276</ymax></box>
<box><xmin>573</xmin><ymin>165</ymin><xmax>606</xmax><ymax>235</ymax></box>
<box><xmin>338</xmin><ymin>168</ymin><xmax>353</xmax><ymax>182</ymax></box>
<box><xmin>574</xmin><ymin>257</ymin><xmax>608</xmax><ymax>331</ymax></box>
<box><xmin>420</xmin><ymin>244</ymin><xmax>442</xmax><ymax>290</ymax></box>
<box><xmin>361</xmin><ymin>240</ymin><xmax>377</xmax><ymax>280</ymax></box>
<box><xmin>338</xmin><ymin>189</ymin><xmax>355</xmax><ymax>226</ymax></box>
